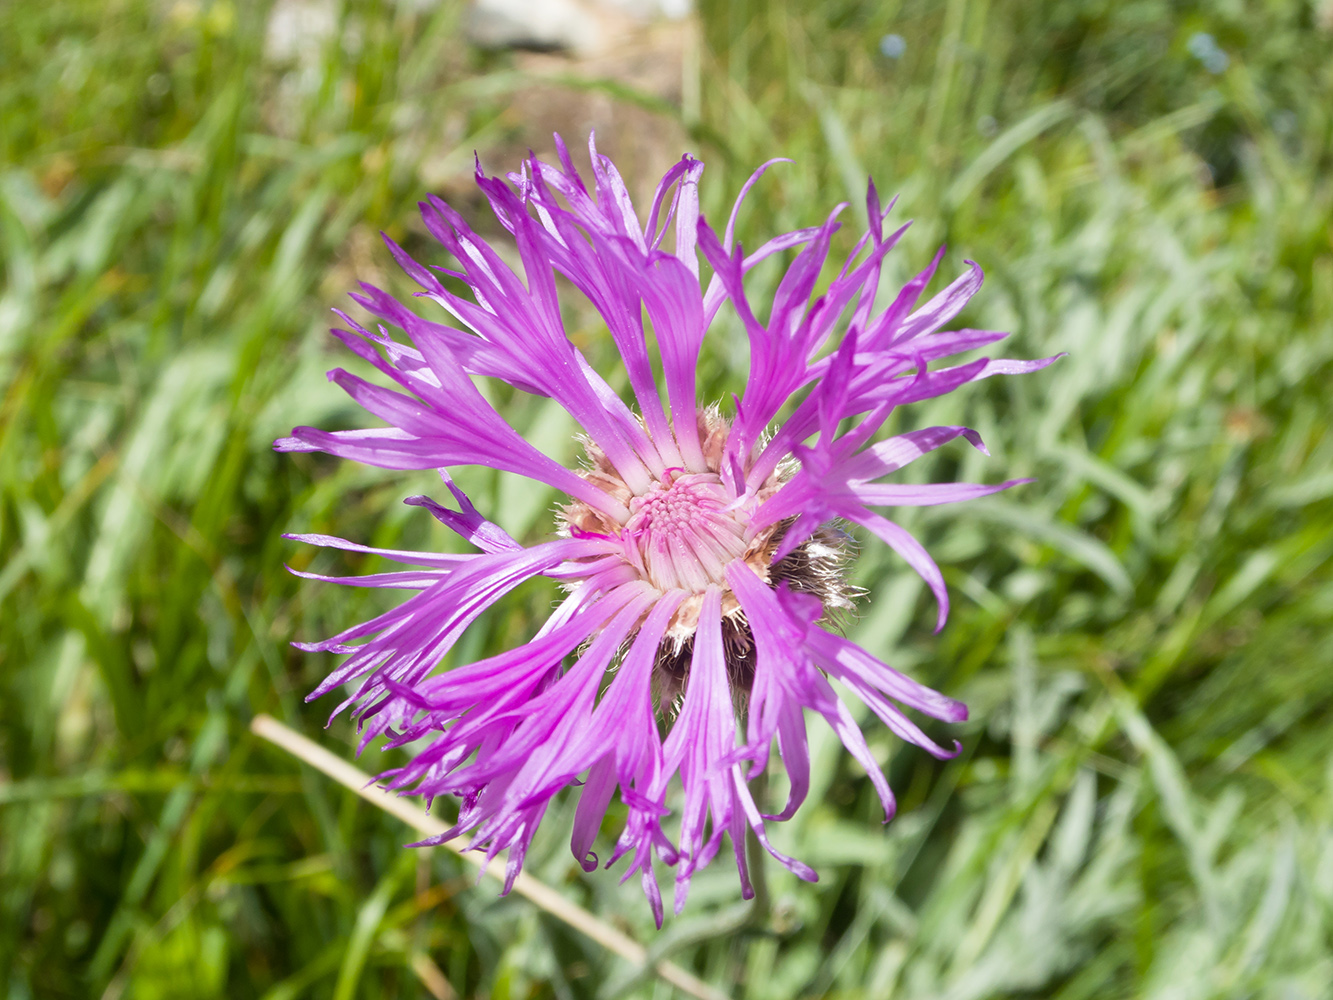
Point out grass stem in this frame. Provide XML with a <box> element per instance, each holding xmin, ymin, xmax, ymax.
<box><xmin>249</xmin><ymin>714</ymin><xmax>729</xmax><ymax>1000</ymax></box>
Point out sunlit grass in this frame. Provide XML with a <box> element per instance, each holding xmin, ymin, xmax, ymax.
<box><xmin>2</xmin><ymin>0</ymin><xmax>1331</xmax><ymax>997</ymax></box>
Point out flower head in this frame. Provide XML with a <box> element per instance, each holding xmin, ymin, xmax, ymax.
<box><xmin>278</xmin><ymin>135</ymin><xmax>1058</xmax><ymax>924</ymax></box>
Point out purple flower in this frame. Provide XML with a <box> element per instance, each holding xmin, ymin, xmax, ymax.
<box><xmin>277</xmin><ymin>135</ymin><xmax>1058</xmax><ymax>924</ymax></box>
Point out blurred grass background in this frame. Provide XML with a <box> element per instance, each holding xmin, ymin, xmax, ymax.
<box><xmin>3</xmin><ymin>0</ymin><xmax>1332</xmax><ymax>997</ymax></box>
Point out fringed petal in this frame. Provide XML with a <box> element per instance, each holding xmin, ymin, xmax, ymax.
<box><xmin>279</xmin><ymin>139</ymin><xmax>1058</xmax><ymax>924</ymax></box>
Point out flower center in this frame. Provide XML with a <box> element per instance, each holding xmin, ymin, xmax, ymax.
<box><xmin>556</xmin><ymin>409</ymin><xmax>857</xmax><ymax>703</ymax></box>
<box><xmin>622</xmin><ymin>472</ymin><xmax>748</xmax><ymax>593</ymax></box>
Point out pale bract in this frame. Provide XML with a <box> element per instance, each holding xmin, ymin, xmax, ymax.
<box><xmin>277</xmin><ymin>134</ymin><xmax>1057</xmax><ymax>925</ymax></box>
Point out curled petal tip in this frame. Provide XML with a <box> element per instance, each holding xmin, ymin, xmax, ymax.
<box><xmin>933</xmin><ymin>601</ymin><xmax>950</xmax><ymax>633</ymax></box>
<box><xmin>274</xmin><ymin>433</ymin><xmax>319</xmax><ymax>453</ymax></box>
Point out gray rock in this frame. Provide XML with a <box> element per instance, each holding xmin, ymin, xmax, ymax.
<box><xmin>466</xmin><ymin>0</ymin><xmax>690</xmax><ymax>54</ymax></box>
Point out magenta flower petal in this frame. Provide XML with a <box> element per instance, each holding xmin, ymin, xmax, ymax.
<box><xmin>279</xmin><ymin>134</ymin><xmax>1055</xmax><ymax>923</ymax></box>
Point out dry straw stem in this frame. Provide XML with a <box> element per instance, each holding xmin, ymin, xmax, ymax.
<box><xmin>249</xmin><ymin>714</ymin><xmax>728</xmax><ymax>1000</ymax></box>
